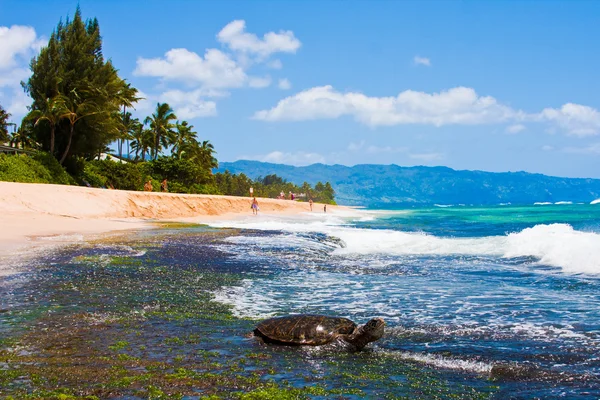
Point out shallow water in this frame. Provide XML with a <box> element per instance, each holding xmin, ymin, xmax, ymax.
<box><xmin>2</xmin><ymin>204</ymin><xmax>600</xmax><ymax>398</ymax></box>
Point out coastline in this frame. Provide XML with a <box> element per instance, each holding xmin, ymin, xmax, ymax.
<box><xmin>0</xmin><ymin>181</ymin><xmax>344</xmax><ymax>253</ymax></box>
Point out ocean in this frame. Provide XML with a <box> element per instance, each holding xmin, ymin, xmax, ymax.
<box><xmin>2</xmin><ymin>203</ymin><xmax>600</xmax><ymax>398</ymax></box>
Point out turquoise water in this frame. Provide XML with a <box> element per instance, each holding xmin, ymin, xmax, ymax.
<box><xmin>210</xmin><ymin>203</ymin><xmax>600</xmax><ymax>398</ymax></box>
<box><xmin>3</xmin><ymin>203</ymin><xmax>600</xmax><ymax>398</ymax></box>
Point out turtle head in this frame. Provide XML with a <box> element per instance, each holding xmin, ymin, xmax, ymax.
<box><xmin>344</xmin><ymin>317</ymin><xmax>385</xmax><ymax>350</ymax></box>
<box><xmin>362</xmin><ymin>317</ymin><xmax>385</xmax><ymax>340</ymax></box>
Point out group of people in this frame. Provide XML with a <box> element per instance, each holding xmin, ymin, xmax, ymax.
<box><xmin>144</xmin><ymin>178</ymin><xmax>168</xmax><ymax>192</ymax></box>
<box><xmin>249</xmin><ymin>190</ymin><xmax>326</xmax><ymax>215</ymax></box>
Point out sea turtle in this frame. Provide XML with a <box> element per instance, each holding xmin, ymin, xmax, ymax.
<box><xmin>253</xmin><ymin>314</ymin><xmax>385</xmax><ymax>351</ymax></box>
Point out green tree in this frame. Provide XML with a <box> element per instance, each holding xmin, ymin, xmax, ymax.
<box><xmin>172</xmin><ymin>120</ymin><xmax>196</xmax><ymax>159</ymax></box>
<box><xmin>30</xmin><ymin>95</ymin><xmax>67</xmax><ymax>155</ymax></box>
<box><xmin>0</xmin><ymin>104</ymin><xmax>11</xmax><ymax>143</ymax></box>
<box><xmin>23</xmin><ymin>7</ymin><xmax>137</xmax><ymax>165</ymax></box>
<box><xmin>144</xmin><ymin>103</ymin><xmax>177</xmax><ymax>160</ymax></box>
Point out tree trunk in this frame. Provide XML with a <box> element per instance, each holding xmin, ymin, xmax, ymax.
<box><xmin>59</xmin><ymin>123</ymin><xmax>75</xmax><ymax>165</ymax></box>
<box><xmin>50</xmin><ymin>126</ymin><xmax>55</xmax><ymax>156</ymax></box>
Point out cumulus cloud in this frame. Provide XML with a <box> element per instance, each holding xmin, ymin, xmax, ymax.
<box><xmin>253</xmin><ymin>85</ymin><xmax>517</xmax><ymax>127</ymax></box>
<box><xmin>217</xmin><ymin>20</ymin><xmax>301</xmax><ymax>58</ymax></box>
<box><xmin>536</xmin><ymin>103</ymin><xmax>600</xmax><ymax>136</ymax></box>
<box><xmin>248</xmin><ymin>75</ymin><xmax>272</xmax><ymax>88</ymax></box>
<box><xmin>563</xmin><ymin>143</ymin><xmax>600</xmax><ymax>154</ymax></box>
<box><xmin>0</xmin><ymin>25</ymin><xmax>42</xmax><ymax>69</ymax></box>
<box><xmin>413</xmin><ymin>56</ymin><xmax>431</xmax><ymax>67</ymax></box>
<box><xmin>239</xmin><ymin>150</ymin><xmax>325</xmax><ymax>166</ymax></box>
<box><xmin>134</xmin><ymin>88</ymin><xmax>220</xmax><ymax>120</ymax></box>
<box><xmin>134</xmin><ymin>20</ymin><xmax>301</xmax><ymax>118</ymax></box>
<box><xmin>541</xmin><ymin>145</ymin><xmax>554</xmax><ymax>151</ymax></box>
<box><xmin>267</xmin><ymin>59</ymin><xmax>283</xmax><ymax>69</ymax></box>
<box><xmin>0</xmin><ymin>25</ymin><xmax>45</xmax><ymax>120</ymax></box>
<box><xmin>278</xmin><ymin>78</ymin><xmax>291</xmax><ymax>90</ymax></box>
<box><xmin>134</xmin><ymin>48</ymin><xmax>247</xmax><ymax>88</ymax></box>
<box><xmin>506</xmin><ymin>124</ymin><xmax>526</xmax><ymax>134</ymax></box>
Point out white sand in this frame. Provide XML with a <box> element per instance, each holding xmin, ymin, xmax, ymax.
<box><xmin>0</xmin><ymin>181</ymin><xmax>342</xmax><ymax>256</ymax></box>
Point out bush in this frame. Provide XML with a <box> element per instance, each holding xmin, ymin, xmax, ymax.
<box><xmin>81</xmin><ymin>160</ymin><xmax>145</xmax><ymax>190</ymax></box>
<box><xmin>32</xmin><ymin>152</ymin><xmax>77</xmax><ymax>185</ymax></box>
<box><xmin>0</xmin><ymin>153</ymin><xmax>56</xmax><ymax>184</ymax></box>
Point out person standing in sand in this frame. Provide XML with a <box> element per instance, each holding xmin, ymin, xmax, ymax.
<box><xmin>160</xmin><ymin>179</ymin><xmax>168</xmax><ymax>192</ymax></box>
<box><xmin>144</xmin><ymin>180</ymin><xmax>153</xmax><ymax>192</ymax></box>
<box><xmin>251</xmin><ymin>197</ymin><xmax>259</xmax><ymax>215</ymax></box>
<box><xmin>309</xmin><ymin>199</ymin><xmax>313</xmax><ymax>211</ymax></box>
<box><xmin>324</xmin><ymin>204</ymin><xmax>327</xmax><ymax>213</ymax></box>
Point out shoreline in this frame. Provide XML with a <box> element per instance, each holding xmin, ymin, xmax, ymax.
<box><xmin>0</xmin><ymin>181</ymin><xmax>346</xmax><ymax>254</ymax></box>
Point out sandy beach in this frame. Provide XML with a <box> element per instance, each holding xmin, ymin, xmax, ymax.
<box><xmin>0</xmin><ymin>181</ymin><xmax>342</xmax><ymax>253</ymax></box>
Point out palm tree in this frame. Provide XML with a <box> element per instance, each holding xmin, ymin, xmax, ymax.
<box><xmin>58</xmin><ymin>88</ymin><xmax>102</xmax><ymax>164</ymax></box>
<box><xmin>9</xmin><ymin>124</ymin><xmax>35</xmax><ymax>149</ymax></box>
<box><xmin>199</xmin><ymin>140</ymin><xmax>218</xmax><ymax>170</ymax></box>
<box><xmin>115</xmin><ymin>81</ymin><xmax>141</xmax><ymax>159</ymax></box>
<box><xmin>0</xmin><ymin>104</ymin><xmax>10</xmax><ymax>143</ymax></box>
<box><xmin>144</xmin><ymin>103</ymin><xmax>177</xmax><ymax>160</ymax></box>
<box><xmin>30</xmin><ymin>95</ymin><xmax>67</xmax><ymax>156</ymax></box>
<box><xmin>172</xmin><ymin>121</ymin><xmax>197</xmax><ymax>159</ymax></box>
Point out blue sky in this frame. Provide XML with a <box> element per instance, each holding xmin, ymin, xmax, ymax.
<box><xmin>2</xmin><ymin>0</ymin><xmax>600</xmax><ymax>178</ymax></box>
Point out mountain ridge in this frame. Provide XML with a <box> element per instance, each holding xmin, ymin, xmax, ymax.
<box><xmin>216</xmin><ymin>160</ymin><xmax>600</xmax><ymax>207</ymax></box>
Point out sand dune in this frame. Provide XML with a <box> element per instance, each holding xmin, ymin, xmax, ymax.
<box><xmin>0</xmin><ymin>181</ymin><xmax>337</xmax><ymax>252</ymax></box>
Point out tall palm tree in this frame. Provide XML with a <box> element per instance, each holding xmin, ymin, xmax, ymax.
<box><xmin>0</xmin><ymin>104</ymin><xmax>10</xmax><ymax>144</ymax></box>
<box><xmin>58</xmin><ymin>88</ymin><xmax>102</xmax><ymax>164</ymax></box>
<box><xmin>144</xmin><ymin>102</ymin><xmax>177</xmax><ymax>160</ymax></box>
<box><xmin>115</xmin><ymin>81</ymin><xmax>141</xmax><ymax>159</ymax></box>
<box><xmin>172</xmin><ymin>120</ymin><xmax>197</xmax><ymax>159</ymax></box>
<box><xmin>30</xmin><ymin>95</ymin><xmax>67</xmax><ymax>156</ymax></box>
<box><xmin>199</xmin><ymin>140</ymin><xmax>218</xmax><ymax>170</ymax></box>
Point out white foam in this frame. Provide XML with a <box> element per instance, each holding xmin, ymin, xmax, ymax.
<box><xmin>207</xmin><ymin>212</ymin><xmax>600</xmax><ymax>275</ymax></box>
<box><xmin>534</xmin><ymin>202</ymin><xmax>552</xmax><ymax>205</ymax></box>
<box><xmin>381</xmin><ymin>350</ymin><xmax>493</xmax><ymax>374</ymax></box>
<box><xmin>554</xmin><ymin>201</ymin><xmax>573</xmax><ymax>205</ymax></box>
<box><xmin>591</xmin><ymin>198</ymin><xmax>600</xmax><ymax>205</ymax></box>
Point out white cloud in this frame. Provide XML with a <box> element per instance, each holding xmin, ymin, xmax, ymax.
<box><xmin>506</xmin><ymin>124</ymin><xmax>526</xmax><ymax>134</ymax></box>
<box><xmin>278</xmin><ymin>78</ymin><xmax>291</xmax><ymax>90</ymax></box>
<box><xmin>0</xmin><ymin>67</ymin><xmax>30</xmax><ymax>88</ymax></box>
<box><xmin>413</xmin><ymin>56</ymin><xmax>431</xmax><ymax>67</ymax></box>
<box><xmin>240</xmin><ymin>150</ymin><xmax>325</xmax><ymax>166</ymax></box>
<box><xmin>217</xmin><ymin>20</ymin><xmax>301</xmax><ymax>58</ymax></box>
<box><xmin>134</xmin><ymin>48</ymin><xmax>247</xmax><ymax>88</ymax></box>
<box><xmin>409</xmin><ymin>152</ymin><xmax>444</xmax><ymax>162</ymax></box>
<box><xmin>248</xmin><ymin>75</ymin><xmax>272</xmax><ymax>88</ymax></box>
<box><xmin>537</xmin><ymin>103</ymin><xmax>600</xmax><ymax>136</ymax></box>
<box><xmin>347</xmin><ymin>141</ymin><xmax>365</xmax><ymax>151</ymax></box>
<box><xmin>563</xmin><ymin>143</ymin><xmax>600</xmax><ymax>155</ymax></box>
<box><xmin>134</xmin><ymin>89</ymin><xmax>219</xmax><ymax>119</ymax></box>
<box><xmin>267</xmin><ymin>59</ymin><xmax>283</xmax><ymax>69</ymax></box>
<box><xmin>253</xmin><ymin>85</ymin><xmax>517</xmax><ymax>127</ymax></box>
<box><xmin>0</xmin><ymin>25</ymin><xmax>40</xmax><ymax>69</ymax></box>
<box><xmin>542</xmin><ymin>145</ymin><xmax>554</xmax><ymax>151</ymax></box>
<box><xmin>0</xmin><ymin>25</ymin><xmax>45</xmax><ymax>121</ymax></box>
<box><xmin>160</xmin><ymin>89</ymin><xmax>218</xmax><ymax>119</ymax></box>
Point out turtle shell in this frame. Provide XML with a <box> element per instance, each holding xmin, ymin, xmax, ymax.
<box><xmin>254</xmin><ymin>314</ymin><xmax>357</xmax><ymax>345</ymax></box>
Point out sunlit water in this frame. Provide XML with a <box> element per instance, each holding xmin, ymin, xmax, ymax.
<box><xmin>2</xmin><ymin>203</ymin><xmax>600</xmax><ymax>398</ymax></box>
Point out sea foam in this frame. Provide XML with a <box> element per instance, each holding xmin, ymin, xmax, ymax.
<box><xmin>208</xmin><ymin>212</ymin><xmax>600</xmax><ymax>275</ymax></box>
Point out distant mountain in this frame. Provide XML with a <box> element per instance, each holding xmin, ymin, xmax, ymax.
<box><xmin>216</xmin><ymin>160</ymin><xmax>600</xmax><ymax>207</ymax></box>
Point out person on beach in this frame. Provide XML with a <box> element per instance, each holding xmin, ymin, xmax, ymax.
<box><xmin>309</xmin><ymin>199</ymin><xmax>313</xmax><ymax>211</ymax></box>
<box><xmin>161</xmin><ymin>178</ymin><xmax>168</xmax><ymax>192</ymax></box>
<box><xmin>251</xmin><ymin>197</ymin><xmax>259</xmax><ymax>215</ymax></box>
<box><xmin>144</xmin><ymin>180</ymin><xmax>153</xmax><ymax>192</ymax></box>
<box><xmin>249</xmin><ymin>187</ymin><xmax>254</xmax><ymax>197</ymax></box>
<box><xmin>324</xmin><ymin>204</ymin><xmax>327</xmax><ymax>213</ymax></box>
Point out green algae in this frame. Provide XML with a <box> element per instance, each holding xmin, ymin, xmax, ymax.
<box><xmin>0</xmin><ymin>229</ymin><xmax>499</xmax><ymax>399</ymax></box>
